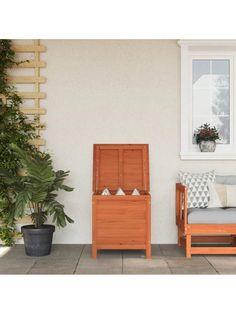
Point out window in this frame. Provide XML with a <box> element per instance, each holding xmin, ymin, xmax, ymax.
<box><xmin>179</xmin><ymin>40</ymin><xmax>236</xmax><ymax>159</ymax></box>
<box><xmin>192</xmin><ymin>59</ymin><xmax>230</xmax><ymax>144</ymax></box>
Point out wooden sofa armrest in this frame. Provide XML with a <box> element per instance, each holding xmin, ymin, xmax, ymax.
<box><xmin>176</xmin><ymin>183</ymin><xmax>188</xmax><ymax>226</ymax></box>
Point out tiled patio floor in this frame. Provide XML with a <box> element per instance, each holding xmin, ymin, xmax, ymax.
<box><xmin>0</xmin><ymin>244</ymin><xmax>236</xmax><ymax>274</ymax></box>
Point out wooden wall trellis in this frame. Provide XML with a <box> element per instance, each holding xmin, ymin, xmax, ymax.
<box><xmin>10</xmin><ymin>39</ymin><xmax>46</xmax><ymax>148</ymax></box>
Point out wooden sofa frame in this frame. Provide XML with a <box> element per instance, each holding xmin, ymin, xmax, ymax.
<box><xmin>176</xmin><ymin>183</ymin><xmax>236</xmax><ymax>258</ymax></box>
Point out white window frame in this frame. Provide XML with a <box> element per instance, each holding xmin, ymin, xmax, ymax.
<box><xmin>178</xmin><ymin>40</ymin><xmax>236</xmax><ymax>160</ymax></box>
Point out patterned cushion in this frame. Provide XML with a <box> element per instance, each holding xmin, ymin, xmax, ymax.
<box><xmin>179</xmin><ymin>171</ymin><xmax>215</xmax><ymax>208</ymax></box>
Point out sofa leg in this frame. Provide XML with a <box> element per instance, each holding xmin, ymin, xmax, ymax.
<box><xmin>178</xmin><ymin>227</ymin><xmax>182</xmax><ymax>247</ymax></box>
<box><xmin>186</xmin><ymin>234</ymin><xmax>191</xmax><ymax>258</ymax></box>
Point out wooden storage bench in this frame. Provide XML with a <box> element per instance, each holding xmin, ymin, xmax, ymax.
<box><xmin>92</xmin><ymin>144</ymin><xmax>151</xmax><ymax>259</ymax></box>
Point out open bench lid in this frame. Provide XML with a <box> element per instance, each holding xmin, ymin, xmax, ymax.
<box><xmin>93</xmin><ymin>144</ymin><xmax>149</xmax><ymax>193</ymax></box>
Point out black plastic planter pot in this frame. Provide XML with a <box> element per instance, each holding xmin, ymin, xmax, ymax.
<box><xmin>21</xmin><ymin>224</ymin><xmax>55</xmax><ymax>256</ymax></box>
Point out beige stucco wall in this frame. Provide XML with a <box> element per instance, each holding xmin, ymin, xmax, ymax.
<box><xmin>36</xmin><ymin>40</ymin><xmax>236</xmax><ymax>243</ymax></box>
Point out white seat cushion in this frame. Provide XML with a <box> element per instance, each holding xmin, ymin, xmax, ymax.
<box><xmin>188</xmin><ymin>207</ymin><xmax>236</xmax><ymax>224</ymax></box>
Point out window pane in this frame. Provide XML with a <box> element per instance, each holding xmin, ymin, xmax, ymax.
<box><xmin>212</xmin><ymin>60</ymin><xmax>230</xmax><ymax>87</ymax></box>
<box><xmin>193</xmin><ymin>89</ymin><xmax>211</xmax><ymax>116</ymax></box>
<box><xmin>192</xmin><ymin>60</ymin><xmax>210</xmax><ymax>85</ymax></box>
<box><xmin>212</xmin><ymin>116</ymin><xmax>230</xmax><ymax>144</ymax></box>
<box><xmin>192</xmin><ymin>59</ymin><xmax>230</xmax><ymax>144</ymax></box>
<box><xmin>212</xmin><ymin>87</ymin><xmax>230</xmax><ymax>115</ymax></box>
<box><xmin>212</xmin><ymin>60</ymin><xmax>229</xmax><ymax>75</ymax></box>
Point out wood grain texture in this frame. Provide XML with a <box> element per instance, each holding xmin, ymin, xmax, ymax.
<box><xmin>93</xmin><ymin>144</ymin><xmax>149</xmax><ymax>193</ymax></box>
<box><xmin>176</xmin><ymin>183</ymin><xmax>236</xmax><ymax>258</ymax></box>
<box><xmin>8</xmin><ymin>76</ymin><xmax>46</xmax><ymax>83</ymax></box>
<box><xmin>11</xmin><ymin>40</ymin><xmax>46</xmax><ymax>148</ymax></box>
<box><xmin>191</xmin><ymin>247</ymin><xmax>236</xmax><ymax>254</ymax></box>
<box><xmin>191</xmin><ymin>236</ymin><xmax>232</xmax><ymax>244</ymax></box>
<box><xmin>18</xmin><ymin>92</ymin><xmax>46</xmax><ymax>99</ymax></box>
<box><xmin>14</xmin><ymin>60</ymin><xmax>46</xmax><ymax>68</ymax></box>
<box><xmin>93</xmin><ymin>195</ymin><xmax>151</xmax><ymax>257</ymax></box>
<box><xmin>12</xmin><ymin>45</ymin><xmax>46</xmax><ymax>52</ymax></box>
<box><xmin>20</xmin><ymin>108</ymin><xmax>46</xmax><ymax>115</ymax></box>
<box><xmin>186</xmin><ymin>234</ymin><xmax>191</xmax><ymax>258</ymax></box>
<box><xmin>92</xmin><ymin>144</ymin><xmax>151</xmax><ymax>258</ymax></box>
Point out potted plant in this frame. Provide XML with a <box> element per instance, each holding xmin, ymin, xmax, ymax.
<box><xmin>194</xmin><ymin>123</ymin><xmax>220</xmax><ymax>152</ymax></box>
<box><xmin>0</xmin><ymin>144</ymin><xmax>74</xmax><ymax>256</ymax></box>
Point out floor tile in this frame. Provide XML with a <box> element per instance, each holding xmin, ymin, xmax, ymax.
<box><xmin>205</xmin><ymin>255</ymin><xmax>236</xmax><ymax>274</ymax></box>
<box><xmin>1</xmin><ymin>244</ymin><xmax>235</xmax><ymax>275</ymax></box>
<box><xmin>170</xmin><ymin>266</ymin><xmax>217</xmax><ymax>275</ymax></box>
<box><xmin>159</xmin><ymin>245</ymin><xmax>185</xmax><ymax>257</ymax></box>
<box><xmin>81</xmin><ymin>245</ymin><xmax>123</xmax><ymax>260</ymax></box>
<box><xmin>39</xmin><ymin>244</ymin><xmax>84</xmax><ymax>260</ymax></box>
<box><xmin>165</xmin><ymin>256</ymin><xmax>207</xmax><ymax>267</ymax></box>
<box><xmin>28</xmin><ymin>259</ymin><xmax>78</xmax><ymax>274</ymax></box>
<box><xmin>151</xmin><ymin>245</ymin><xmax>163</xmax><ymax>257</ymax></box>
<box><xmin>75</xmin><ymin>245</ymin><xmax>122</xmax><ymax>274</ymax></box>
<box><xmin>75</xmin><ymin>266</ymin><xmax>122</xmax><ymax>274</ymax></box>
<box><xmin>122</xmin><ymin>250</ymin><xmax>147</xmax><ymax>259</ymax></box>
<box><xmin>123</xmin><ymin>257</ymin><xmax>171</xmax><ymax>274</ymax></box>
<box><xmin>0</xmin><ymin>245</ymin><xmax>34</xmax><ymax>260</ymax></box>
<box><xmin>0</xmin><ymin>258</ymin><xmax>35</xmax><ymax>274</ymax></box>
<box><xmin>165</xmin><ymin>256</ymin><xmax>217</xmax><ymax>274</ymax></box>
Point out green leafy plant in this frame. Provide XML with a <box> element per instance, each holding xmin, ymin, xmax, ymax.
<box><xmin>0</xmin><ymin>222</ymin><xmax>20</xmax><ymax>246</ymax></box>
<box><xmin>0</xmin><ymin>144</ymin><xmax>74</xmax><ymax>229</ymax></box>
<box><xmin>194</xmin><ymin>123</ymin><xmax>220</xmax><ymax>144</ymax></box>
<box><xmin>0</xmin><ymin>40</ymin><xmax>37</xmax><ymax>174</ymax></box>
<box><xmin>0</xmin><ymin>40</ymin><xmax>41</xmax><ymax>245</ymax></box>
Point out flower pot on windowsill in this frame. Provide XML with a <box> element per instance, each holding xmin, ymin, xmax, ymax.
<box><xmin>199</xmin><ymin>140</ymin><xmax>216</xmax><ymax>152</ymax></box>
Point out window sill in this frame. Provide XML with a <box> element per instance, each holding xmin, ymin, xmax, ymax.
<box><xmin>180</xmin><ymin>152</ymin><xmax>236</xmax><ymax>160</ymax></box>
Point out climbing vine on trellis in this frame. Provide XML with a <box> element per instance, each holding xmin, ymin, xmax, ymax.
<box><xmin>0</xmin><ymin>39</ymin><xmax>39</xmax><ymax>245</ymax></box>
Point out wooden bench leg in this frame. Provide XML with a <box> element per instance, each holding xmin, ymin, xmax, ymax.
<box><xmin>178</xmin><ymin>227</ymin><xmax>182</xmax><ymax>247</ymax></box>
<box><xmin>186</xmin><ymin>234</ymin><xmax>191</xmax><ymax>258</ymax></box>
<box><xmin>146</xmin><ymin>245</ymin><xmax>151</xmax><ymax>259</ymax></box>
<box><xmin>92</xmin><ymin>245</ymin><xmax>97</xmax><ymax>259</ymax></box>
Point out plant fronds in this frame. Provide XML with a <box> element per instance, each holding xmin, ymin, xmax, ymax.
<box><xmin>9</xmin><ymin>144</ymin><xmax>74</xmax><ymax>229</ymax></box>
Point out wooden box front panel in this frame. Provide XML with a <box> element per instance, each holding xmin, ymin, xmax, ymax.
<box><xmin>93</xmin><ymin>196</ymin><xmax>149</xmax><ymax>246</ymax></box>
